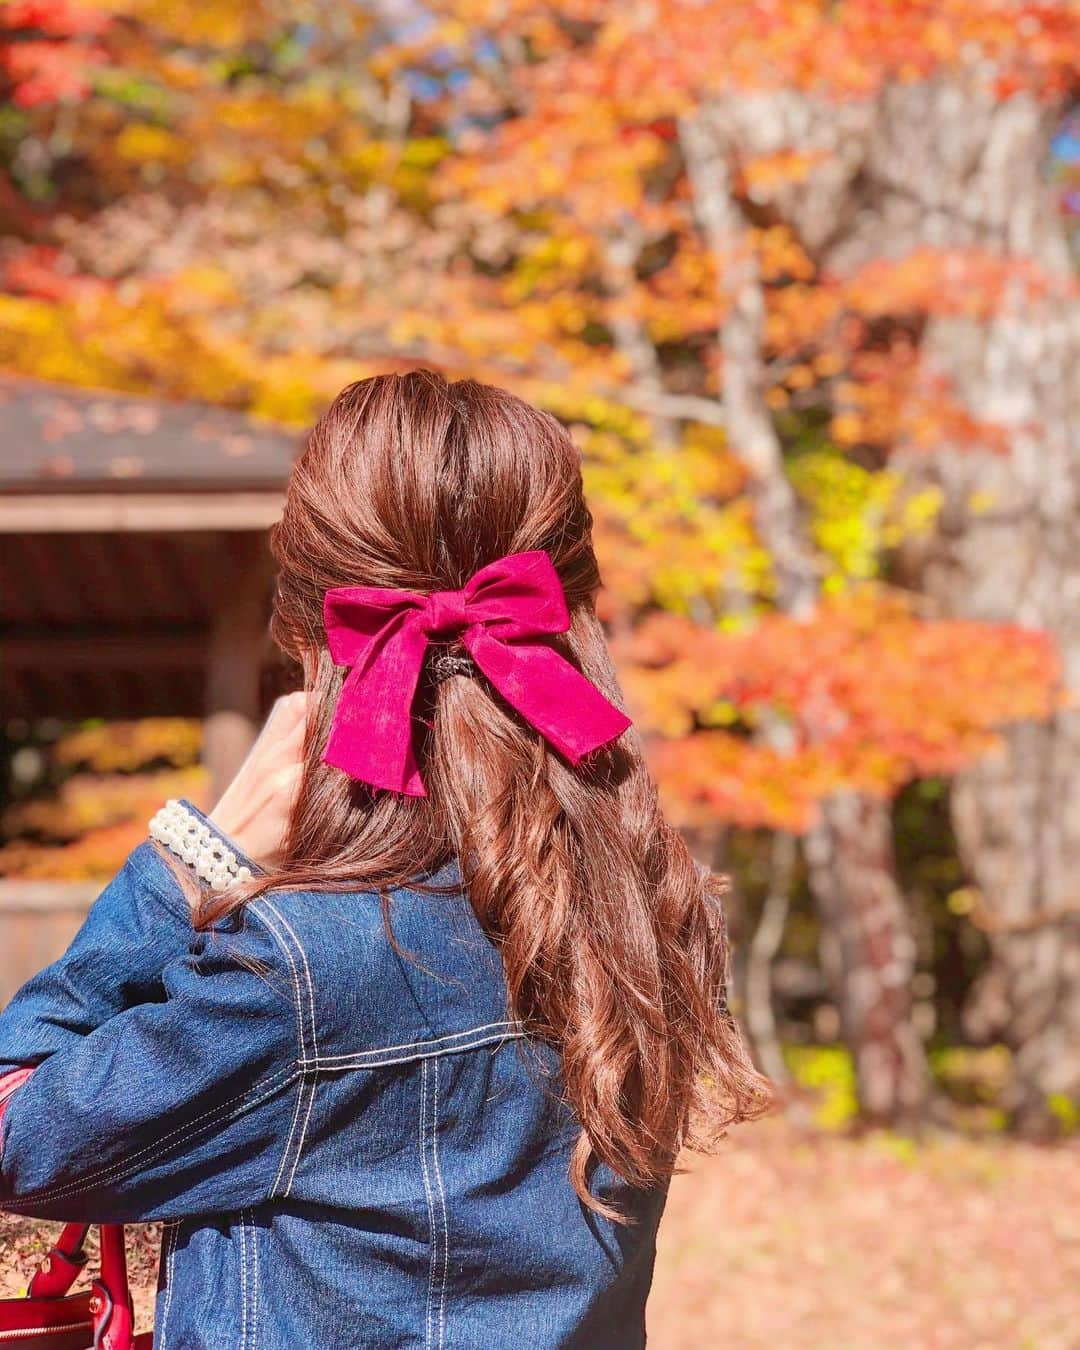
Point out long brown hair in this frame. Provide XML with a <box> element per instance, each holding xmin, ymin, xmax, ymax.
<box><xmin>202</xmin><ymin>369</ymin><xmax>771</xmax><ymax>1215</ymax></box>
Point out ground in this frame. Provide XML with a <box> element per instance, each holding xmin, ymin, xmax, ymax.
<box><xmin>1</xmin><ymin>1120</ymin><xmax>1077</xmax><ymax>1348</ymax></box>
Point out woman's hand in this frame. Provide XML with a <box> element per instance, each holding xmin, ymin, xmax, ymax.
<box><xmin>208</xmin><ymin>691</ymin><xmax>309</xmax><ymax>869</ymax></box>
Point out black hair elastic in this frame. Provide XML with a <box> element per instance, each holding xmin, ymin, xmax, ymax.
<box><xmin>430</xmin><ymin>649</ymin><xmax>476</xmax><ymax>684</ymax></box>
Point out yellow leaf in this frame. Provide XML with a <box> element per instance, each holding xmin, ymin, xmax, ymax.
<box><xmin>114</xmin><ymin>124</ymin><xmax>189</xmax><ymax>165</ymax></box>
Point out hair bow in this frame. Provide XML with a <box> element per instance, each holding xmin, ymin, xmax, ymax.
<box><xmin>322</xmin><ymin>550</ymin><xmax>631</xmax><ymax>796</ymax></box>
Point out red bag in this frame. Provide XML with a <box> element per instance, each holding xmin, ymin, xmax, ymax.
<box><xmin>0</xmin><ymin>1223</ymin><xmax>152</xmax><ymax>1350</ymax></box>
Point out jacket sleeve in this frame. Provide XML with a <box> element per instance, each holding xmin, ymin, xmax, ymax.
<box><xmin>0</xmin><ymin>901</ymin><xmax>301</xmax><ymax>1224</ymax></box>
<box><xmin>0</xmin><ymin>805</ymin><xmax>246</xmax><ymax>1070</ymax></box>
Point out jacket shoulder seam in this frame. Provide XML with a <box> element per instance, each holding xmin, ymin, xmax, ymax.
<box><xmin>301</xmin><ymin>1021</ymin><xmax>526</xmax><ymax>1071</ymax></box>
<box><xmin>247</xmin><ymin>898</ymin><xmax>315</xmax><ymax>1200</ymax></box>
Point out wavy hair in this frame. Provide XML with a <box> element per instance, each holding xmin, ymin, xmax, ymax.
<box><xmin>199</xmin><ymin>370</ymin><xmax>771</xmax><ymax>1216</ymax></box>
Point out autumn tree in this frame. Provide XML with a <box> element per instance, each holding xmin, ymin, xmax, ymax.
<box><xmin>405</xmin><ymin>0</ymin><xmax>1076</xmax><ymax>1121</ymax></box>
<box><xmin>650</xmin><ymin>0</ymin><xmax>1080</xmax><ymax>1130</ymax></box>
<box><xmin>0</xmin><ymin>1</ymin><xmax>474</xmax><ymax>415</ymax></box>
<box><xmin>0</xmin><ymin>1</ymin><xmax>1075</xmax><ymax>1124</ymax></box>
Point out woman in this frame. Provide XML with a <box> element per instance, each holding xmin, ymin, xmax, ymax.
<box><xmin>0</xmin><ymin>371</ymin><xmax>770</xmax><ymax>1347</ymax></box>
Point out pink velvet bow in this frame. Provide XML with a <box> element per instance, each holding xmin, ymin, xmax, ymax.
<box><xmin>322</xmin><ymin>549</ymin><xmax>631</xmax><ymax>796</ymax></box>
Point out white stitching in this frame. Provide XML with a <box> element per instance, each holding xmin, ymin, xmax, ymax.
<box><xmin>157</xmin><ymin>1219</ymin><xmax>180</xmax><ymax>1350</ymax></box>
<box><xmin>249</xmin><ymin>902</ymin><xmax>307</xmax><ymax>1198</ymax></box>
<box><xmin>248</xmin><ymin>901</ymin><xmax>306</xmax><ymax>1058</ymax></box>
<box><xmin>302</xmin><ymin>1027</ymin><xmax>527</xmax><ymax>1072</ymax></box>
<box><xmin>238</xmin><ymin>1212</ymin><xmax>249</xmax><ymax>1350</ymax></box>
<box><xmin>256</xmin><ymin>900</ymin><xmax>318</xmax><ymax>1196</ymax></box>
<box><xmin>249</xmin><ymin>1208</ymin><xmax>259</xmax><ymax>1350</ymax></box>
<box><xmin>284</xmin><ymin>1075</ymin><xmax>317</xmax><ymax>1197</ymax></box>
<box><xmin>155</xmin><ymin>1224</ymin><xmax>171</xmax><ymax>1350</ymax></box>
<box><xmin>310</xmin><ymin>1021</ymin><xmax>521</xmax><ymax>1064</ymax></box>
<box><xmin>259</xmin><ymin>899</ymin><xmax>318</xmax><ymax>1061</ymax></box>
<box><xmin>270</xmin><ymin>1071</ymin><xmax>305</xmax><ymax>1198</ymax></box>
<box><xmin>271</xmin><ymin>1080</ymin><xmax>305</xmax><ymax>1198</ymax></box>
<box><xmin>418</xmin><ymin>1060</ymin><xmax>436</xmax><ymax>1350</ymax></box>
<box><xmin>23</xmin><ymin>1066</ymin><xmax>297</xmax><ymax>1205</ymax></box>
<box><xmin>25</xmin><ymin>1066</ymin><xmax>294</xmax><ymax>1203</ymax></box>
<box><xmin>431</xmin><ymin>1060</ymin><xmax>449</xmax><ymax>1350</ymax></box>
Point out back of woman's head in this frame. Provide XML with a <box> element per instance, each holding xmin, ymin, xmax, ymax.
<box><xmin>250</xmin><ymin>370</ymin><xmax>770</xmax><ymax>1213</ymax></box>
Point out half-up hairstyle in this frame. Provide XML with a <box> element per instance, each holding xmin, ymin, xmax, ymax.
<box><xmin>199</xmin><ymin>369</ymin><xmax>772</xmax><ymax>1216</ymax></box>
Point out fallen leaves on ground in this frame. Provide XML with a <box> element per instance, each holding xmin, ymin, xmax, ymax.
<box><xmin>650</xmin><ymin>1119</ymin><xmax>1080</xmax><ymax>1349</ymax></box>
<box><xmin>0</xmin><ymin>1120</ymin><xmax>1076</xmax><ymax>1348</ymax></box>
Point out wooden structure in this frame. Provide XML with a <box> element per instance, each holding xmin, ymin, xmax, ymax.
<box><xmin>0</xmin><ymin>375</ymin><xmax>301</xmax><ymax>1000</ymax></box>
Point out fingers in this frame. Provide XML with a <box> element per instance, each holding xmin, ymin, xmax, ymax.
<box><xmin>269</xmin><ymin>703</ymin><xmax>308</xmax><ymax>756</ymax></box>
<box><xmin>254</xmin><ymin>693</ymin><xmax>309</xmax><ymax>756</ymax></box>
<box><xmin>267</xmin><ymin>690</ymin><xmax>309</xmax><ymax>733</ymax></box>
<box><xmin>208</xmin><ymin>742</ymin><xmax>306</xmax><ymax>868</ymax></box>
<box><xmin>271</xmin><ymin>762</ymin><xmax>304</xmax><ymax>799</ymax></box>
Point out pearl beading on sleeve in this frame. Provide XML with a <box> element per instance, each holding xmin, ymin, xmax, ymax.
<box><xmin>149</xmin><ymin>799</ymin><xmax>254</xmax><ymax>890</ymax></box>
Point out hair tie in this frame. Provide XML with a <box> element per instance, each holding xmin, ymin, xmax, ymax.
<box><xmin>322</xmin><ymin>550</ymin><xmax>631</xmax><ymax>797</ymax></box>
<box><xmin>429</xmin><ymin>648</ymin><xmax>476</xmax><ymax>684</ymax></box>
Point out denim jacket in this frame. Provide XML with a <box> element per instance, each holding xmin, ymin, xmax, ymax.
<box><xmin>0</xmin><ymin>802</ymin><xmax>666</xmax><ymax>1348</ymax></box>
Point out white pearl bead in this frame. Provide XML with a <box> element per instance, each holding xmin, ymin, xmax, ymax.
<box><xmin>149</xmin><ymin>801</ymin><xmax>254</xmax><ymax>892</ymax></box>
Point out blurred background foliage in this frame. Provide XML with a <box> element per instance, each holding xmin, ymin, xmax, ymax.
<box><xmin>1</xmin><ymin>0</ymin><xmax>1078</xmax><ymax>1139</ymax></box>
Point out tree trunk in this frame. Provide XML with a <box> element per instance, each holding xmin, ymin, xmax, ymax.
<box><xmin>680</xmin><ymin>108</ymin><xmax>820</xmax><ymax>617</ymax></box>
<box><xmin>600</xmin><ymin>229</ymin><xmax>680</xmax><ymax>450</ymax></box>
<box><xmin>804</xmin><ymin>792</ymin><xmax>929</xmax><ymax>1121</ymax></box>
<box><xmin>730</xmin><ymin>74</ymin><xmax>1079</xmax><ymax>1127</ymax></box>
<box><xmin>745</xmin><ymin>831</ymin><xmax>797</xmax><ymax>1088</ymax></box>
<box><xmin>875</xmin><ymin>83</ymin><xmax>1080</xmax><ymax>1127</ymax></box>
<box><xmin>681</xmin><ymin>104</ymin><xmax>929</xmax><ymax>1120</ymax></box>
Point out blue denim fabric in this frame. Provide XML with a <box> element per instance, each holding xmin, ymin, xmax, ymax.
<box><xmin>0</xmin><ymin>801</ymin><xmax>666</xmax><ymax>1347</ymax></box>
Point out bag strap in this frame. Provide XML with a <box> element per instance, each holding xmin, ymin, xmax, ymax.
<box><xmin>27</xmin><ymin>1222</ymin><xmax>90</xmax><ymax>1298</ymax></box>
<box><xmin>25</xmin><ymin>1223</ymin><xmax>137</xmax><ymax>1350</ymax></box>
<box><xmin>91</xmin><ymin>1225</ymin><xmax>135</xmax><ymax>1350</ymax></box>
